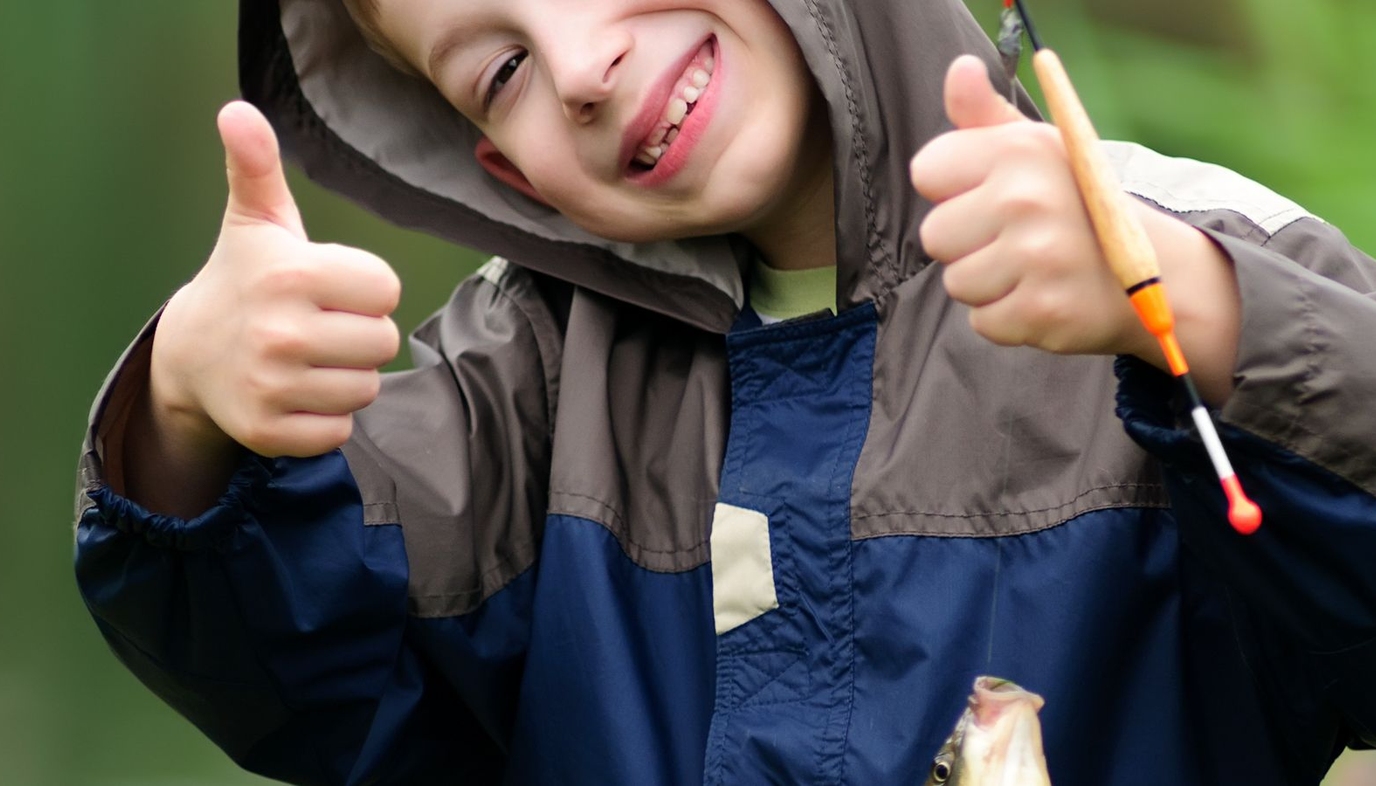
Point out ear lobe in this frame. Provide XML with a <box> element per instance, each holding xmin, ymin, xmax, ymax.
<box><xmin>474</xmin><ymin>136</ymin><xmax>549</xmax><ymax>205</ymax></box>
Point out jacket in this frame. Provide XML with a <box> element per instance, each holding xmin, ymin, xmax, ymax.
<box><xmin>75</xmin><ymin>0</ymin><xmax>1376</xmax><ymax>783</ymax></box>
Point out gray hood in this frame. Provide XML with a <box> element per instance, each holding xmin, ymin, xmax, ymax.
<box><xmin>239</xmin><ymin>0</ymin><xmax>1030</xmax><ymax>332</ymax></box>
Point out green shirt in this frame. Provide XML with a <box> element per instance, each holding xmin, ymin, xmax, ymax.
<box><xmin>749</xmin><ymin>261</ymin><xmax>837</xmax><ymax>325</ymax></box>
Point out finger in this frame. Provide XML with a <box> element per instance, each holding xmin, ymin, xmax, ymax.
<box><xmin>940</xmin><ymin>243</ymin><xmax>1019</xmax><ymax>309</ymax></box>
<box><xmin>302</xmin><ymin>312</ymin><xmax>401</xmax><ymax>370</ymax></box>
<box><xmin>218</xmin><ymin>101</ymin><xmax>306</xmax><ymax>238</ymax></box>
<box><xmin>965</xmin><ymin>278</ymin><xmax>1088</xmax><ymax>352</ymax></box>
<box><xmin>245</xmin><ymin>412</ymin><xmax>356</xmax><ymax>458</ymax></box>
<box><xmin>288</xmin><ymin>367</ymin><xmax>384</xmax><ymax>416</ymax></box>
<box><xmin>911</xmin><ymin>125</ymin><xmax>1006</xmax><ymax>203</ymax></box>
<box><xmin>945</xmin><ymin>55</ymin><xmax>1025</xmax><ymax>131</ymax></box>
<box><xmin>967</xmin><ymin>296</ymin><xmax>1034</xmax><ymax>349</ymax></box>
<box><xmin>920</xmin><ymin>186</ymin><xmax>1001</xmax><ymax>264</ymax></box>
<box><xmin>308</xmin><ymin>244</ymin><xmax>403</xmax><ymax>317</ymax></box>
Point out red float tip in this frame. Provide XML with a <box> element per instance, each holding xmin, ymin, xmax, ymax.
<box><xmin>1221</xmin><ymin>475</ymin><xmax>1262</xmax><ymax>535</ymax></box>
<box><xmin>1004</xmin><ymin>0</ymin><xmax>1015</xmax><ymax>7</ymax></box>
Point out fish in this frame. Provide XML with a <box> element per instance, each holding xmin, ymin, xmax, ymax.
<box><xmin>922</xmin><ymin>676</ymin><xmax>1052</xmax><ymax>786</ymax></box>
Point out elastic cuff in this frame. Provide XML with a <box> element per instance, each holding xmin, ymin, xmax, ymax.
<box><xmin>1113</xmin><ymin>355</ymin><xmax>1217</xmax><ymax>473</ymax></box>
<box><xmin>85</xmin><ymin>453</ymin><xmax>273</xmax><ymax>551</ymax></box>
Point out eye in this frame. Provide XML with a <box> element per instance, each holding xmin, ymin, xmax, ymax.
<box><xmin>484</xmin><ymin>51</ymin><xmax>528</xmax><ymax>108</ymax></box>
<box><xmin>930</xmin><ymin>756</ymin><xmax>953</xmax><ymax>784</ymax></box>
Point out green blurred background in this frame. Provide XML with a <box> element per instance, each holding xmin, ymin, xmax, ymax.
<box><xmin>1</xmin><ymin>1</ymin><xmax>1372</xmax><ymax>783</ymax></box>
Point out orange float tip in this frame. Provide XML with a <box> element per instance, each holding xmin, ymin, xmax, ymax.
<box><xmin>1221</xmin><ymin>475</ymin><xmax>1262</xmax><ymax>535</ymax></box>
<box><xmin>1157</xmin><ymin>332</ymin><xmax>1190</xmax><ymax>378</ymax></box>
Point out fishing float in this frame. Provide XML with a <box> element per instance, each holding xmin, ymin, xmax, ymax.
<box><xmin>997</xmin><ymin>0</ymin><xmax>1263</xmax><ymax>535</ymax></box>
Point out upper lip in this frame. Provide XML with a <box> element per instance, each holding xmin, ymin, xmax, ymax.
<box><xmin>618</xmin><ymin>35</ymin><xmax>714</xmax><ymax>173</ymax></box>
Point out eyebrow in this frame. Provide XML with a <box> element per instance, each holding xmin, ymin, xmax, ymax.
<box><xmin>427</xmin><ymin>25</ymin><xmax>471</xmax><ymax>78</ymax></box>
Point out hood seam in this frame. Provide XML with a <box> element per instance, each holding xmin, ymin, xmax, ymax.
<box><xmin>801</xmin><ymin>0</ymin><xmax>892</xmax><ymax>302</ymax></box>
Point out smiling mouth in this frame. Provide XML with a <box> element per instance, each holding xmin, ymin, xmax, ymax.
<box><xmin>629</xmin><ymin>39</ymin><xmax>717</xmax><ymax>172</ymax></box>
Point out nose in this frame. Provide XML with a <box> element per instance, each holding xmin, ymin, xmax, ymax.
<box><xmin>540</xmin><ymin>20</ymin><xmax>632</xmax><ymax>124</ymax></box>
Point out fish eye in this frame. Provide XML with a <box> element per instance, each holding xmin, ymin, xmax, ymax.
<box><xmin>931</xmin><ymin>756</ymin><xmax>953</xmax><ymax>783</ymax></box>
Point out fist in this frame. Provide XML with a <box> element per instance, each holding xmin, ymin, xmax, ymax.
<box><xmin>150</xmin><ymin>101</ymin><xmax>401</xmax><ymax>458</ymax></box>
<box><xmin>909</xmin><ymin>56</ymin><xmax>1145</xmax><ymax>357</ymax></box>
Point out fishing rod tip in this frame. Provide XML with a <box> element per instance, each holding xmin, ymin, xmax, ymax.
<box><xmin>1222</xmin><ymin>476</ymin><xmax>1262</xmax><ymax>535</ymax></box>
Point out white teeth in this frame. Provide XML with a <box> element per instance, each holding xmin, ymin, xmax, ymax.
<box><xmin>666</xmin><ymin>98</ymin><xmax>688</xmax><ymax>125</ymax></box>
<box><xmin>632</xmin><ymin>51</ymin><xmax>716</xmax><ymax>169</ymax></box>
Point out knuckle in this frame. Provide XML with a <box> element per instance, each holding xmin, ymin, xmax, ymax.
<box><xmin>258</xmin><ymin>258</ymin><xmax>320</xmax><ymax>297</ymax></box>
<box><xmin>995</xmin><ymin>183</ymin><xmax>1047</xmax><ymax>221</ymax></box>
<box><xmin>1013</xmin><ymin>123</ymin><xmax>1061</xmax><ymax>156</ymax></box>
<box><xmin>1025</xmin><ymin>288</ymin><xmax>1074</xmax><ymax>331</ymax></box>
<box><xmin>250</xmin><ymin>318</ymin><xmax>308</xmax><ymax>359</ymax></box>
<box><xmin>1015</xmin><ymin>230</ymin><xmax>1062</xmax><ymax>267</ymax></box>
<box><xmin>315</xmin><ymin>242</ymin><xmax>357</xmax><ymax>261</ymax></box>
<box><xmin>969</xmin><ymin>310</ymin><xmax>1022</xmax><ymax>348</ymax></box>
<box><xmin>241</xmin><ymin>367</ymin><xmax>289</xmax><ymax>410</ymax></box>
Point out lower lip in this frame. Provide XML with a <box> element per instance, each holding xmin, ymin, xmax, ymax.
<box><xmin>627</xmin><ymin>38</ymin><xmax>721</xmax><ymax>188</ymax></box>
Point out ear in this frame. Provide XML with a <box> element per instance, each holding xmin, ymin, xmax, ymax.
<box><xmin>474</xmin><ymin>136</ymin><xmax>549</xmax><ymax>205</ymax></box>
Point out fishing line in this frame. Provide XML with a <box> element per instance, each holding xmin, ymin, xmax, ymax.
<box><xmin>985</xmin><ymin>539</ymin><xmax>1003</xmax><ymax>668</ymax></box>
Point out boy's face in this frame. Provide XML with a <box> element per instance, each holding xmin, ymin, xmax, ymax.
<box><xmin>373</xmin><ymin>0</ymin><xmax>831</xmax><ymax>246</ymax></box>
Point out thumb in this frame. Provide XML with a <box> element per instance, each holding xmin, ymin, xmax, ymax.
<box><xmin>944</xmin><ymin>55</ymin><xmax>1025</xmax><ymax>130</ymax></box>
<box><xmin>218</xmin><ymin>100</ymin><xmax>306</xmax><ymax>238</ymax></box>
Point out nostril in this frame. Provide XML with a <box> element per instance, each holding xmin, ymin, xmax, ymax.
<box><xmin>604</xmin><ymin>54</ymin><xmax>624</xmax><ymax>88</ymax></box>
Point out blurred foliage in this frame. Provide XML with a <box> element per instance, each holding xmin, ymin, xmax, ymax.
<box><xmin>0</xmin><ymin>1</ymin><xmax>1371</xmax><ymax>784</ymax></box>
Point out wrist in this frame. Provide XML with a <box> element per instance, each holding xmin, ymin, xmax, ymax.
<box><xmin>1134</xmin><ymin>204</ymin><xmax>1242</xmax><ymax>404</ymax></box>
<box><xmin>146</xmin><ymin>325</ymin><xmax>234</xmax><ymax>458</ymax></box>
<box><xmin>117</xmin><ymin>323</ymin><xmax>241</xmax><ymax>519</ymax></box>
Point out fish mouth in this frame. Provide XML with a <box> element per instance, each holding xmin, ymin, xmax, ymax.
<box><xmin>933</xmin><ymin>677</ymin><xmax>1051</xmax><ymax>786</ymax></box>
<box><xmin>620</xmin><ymin>36</ymin><xmax>717</xmax><ymax>177</ymax></box>
<box><xmin>970</xmin><ymin>677</ymin><xmax>1044</xmax><ymax>727</ymax></box>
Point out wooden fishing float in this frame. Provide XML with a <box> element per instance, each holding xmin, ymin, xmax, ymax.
<box><xmin>1000</xmin><ymin>0</ymin><xmax>1263</xmax><ymax>534</ymax></box>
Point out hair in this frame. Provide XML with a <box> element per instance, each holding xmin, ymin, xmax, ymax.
<box><xmin>341</xmin><ymin>0</ymin><xmax>421</xmax><ymax>77</ymax></box>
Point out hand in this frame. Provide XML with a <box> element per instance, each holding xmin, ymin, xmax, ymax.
<box><xmin>909</xmin><ymin>55</ymin><xmax>1154</xmax><ymax>359</ymax></box>
<box><xmin>150</xmin><ymin>101</ymin><xmax>401</xmax><ymax>459</ymax></box>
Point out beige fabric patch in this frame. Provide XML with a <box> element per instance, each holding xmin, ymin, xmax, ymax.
<box><xmin>709</xmin><ymin>503</ymin><xmax>779</xmax><ymax>635</ymax></box>
<box><xmin>1103</xmin><ymin>140</ymin><xmax>1317</xmax><ymax>234</ymax></box>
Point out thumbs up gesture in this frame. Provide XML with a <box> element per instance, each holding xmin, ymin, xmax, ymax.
<box><xmin>909</xmin><ymin>56</ymin><xmax>1150</xmax><ymax>358</ymax></box>
<box><xmin>149</xmin><ymin>101</ymin><xmax>401</xmax><ymax>460</ymax></box>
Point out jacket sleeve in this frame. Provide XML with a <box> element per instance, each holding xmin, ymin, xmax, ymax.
<box><xmin>78</xmin><ymin>460</ymin><xmax>509</xmax><ymax>785</ymax></box>
<box><xmin>74</xmin><ymin>263</ymin><xmax>559</xmax><ymax>784</ymax></box>
<box><xmin>1113</xmin><ymin>198</ymin><xmax>1376</xmax><ymax>755</ymax></box>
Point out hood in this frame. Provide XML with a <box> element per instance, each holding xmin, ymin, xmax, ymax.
<box><xmin>239</xmin><ymin>0</ymin><xmax>1029</xmax><ymax>333</ymax></box>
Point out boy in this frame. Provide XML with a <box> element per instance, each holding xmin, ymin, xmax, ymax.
<box><xmin>76</xmin><ymin>0</ymin><xmax>1376</xmax><ymax>784</ymax></box>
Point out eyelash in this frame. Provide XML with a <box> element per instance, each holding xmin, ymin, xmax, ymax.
<box><xmin>483</xmin><ymin>51</ymin><xmax>529</xmax><ymax>109</ymax></box>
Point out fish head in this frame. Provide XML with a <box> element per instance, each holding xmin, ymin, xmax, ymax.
<box><xmin>922</xmin><ymin>676</ymin><xmax>1052</xmax><ymax>786</ymax></box>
